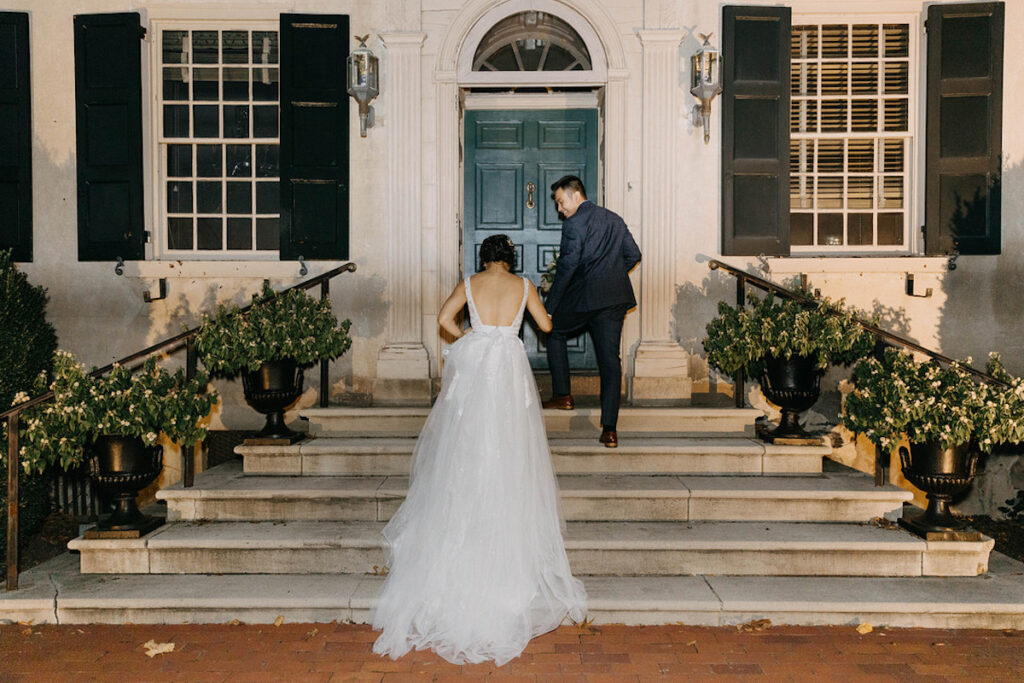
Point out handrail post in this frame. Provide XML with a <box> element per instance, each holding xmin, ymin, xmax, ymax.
<box><xmin>319</xmin><ymin>280</ymin><xmax>330</xmax><ymax>408</ymax></box>
<box><xmin>734</xmin><ymin>275</ymin><xmax>746</xmax><ymax>409</ymax></box>
<box><xmin>184</xmin><ymin>338</ymin><xmax>197</xmax><ymax>488</ymax></box>
<box><xmin>6</xmin><ymin>412</ymin><xmax>19</xmax><ymax>591</ymax></box>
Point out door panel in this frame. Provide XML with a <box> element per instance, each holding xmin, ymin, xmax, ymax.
<box><xmin>463</xmin><ymin>108</ymin><xmax>598</xmax><ymax>370</ymax></box>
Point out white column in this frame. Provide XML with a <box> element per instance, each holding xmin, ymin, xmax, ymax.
<box><xmin>374</xmin><ymin>32</ymin><xmax>431</xmax><ymax>405</ymax></box>
<box><xmin>632</xmin><ymin>29</ymin><xmax>692</xmax><ymax>403</ymax></box>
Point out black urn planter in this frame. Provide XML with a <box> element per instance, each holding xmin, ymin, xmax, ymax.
<box><xmin>87</xmin><ymin>435</ymin><xmax>164</xmax><ymax>538</ymax></box>
<box><xmin>759</xmin><ymin>355</ymin><xmax>823</xmax><ymax>439</ymax></box>
<box><xmin>242</xmin><ymin>358</ymin><xmax>304</xmax><ymax>440</ymax></box>
<box><xmin>898</xmin><ymin>441</ymin><xmax>979</xmax><ymax>537</ymax></box>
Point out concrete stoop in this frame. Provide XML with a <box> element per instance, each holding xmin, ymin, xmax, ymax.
<box><xmin>4</xmin><ymin>552</ymin><xmax>1023</xmax><ymax>628</ymax></box>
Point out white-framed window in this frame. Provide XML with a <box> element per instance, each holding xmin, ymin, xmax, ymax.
<box><xmin>154</xmin><ymin>24</ymin><xmax>280</xmax><ymax>259</ymax></box>
<box><xmin>789</xmin><ymin>15</ymin><xmax>918</xmax><ymax>253</ymax></box>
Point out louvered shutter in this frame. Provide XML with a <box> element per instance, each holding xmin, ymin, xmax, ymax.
<box><xmin>0</xmin><ymin>12</ymin><xmax>32</xmax><ymax>261</ymax></box>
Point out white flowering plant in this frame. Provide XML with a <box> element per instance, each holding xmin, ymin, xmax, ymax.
<box><xmin>9</xmin><ymin>352</ymin><xmax>217</xmax><ymax>475</ymax></box>
<box><xmin>539</xmin><ymin>253</ymin><xmax>558</xmax><ymax>296</ymax></box>
<box><xmin>841</xmin><ymin>348</ymin><xmax>1024</xmax><ymax>453</ymax></box>
<box><xmin>194</xmin><ymin>282</ymin><xmax>353</xmax><ymax>378</ymax></box>
<box><xmin>703</xmin><ymin>293</ymin><xmax>876</xmax><ymax>379</ymax></box>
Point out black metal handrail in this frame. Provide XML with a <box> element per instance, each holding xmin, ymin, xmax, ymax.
<box><xmin>4</xmin><ymin>262</ymin><xmax>357</xmax><ymax>591</ymax></box>
<box><xmin>707</xmin><ymin>259</ymin><xmax>1009</xmax><ymax>410</ymax></box>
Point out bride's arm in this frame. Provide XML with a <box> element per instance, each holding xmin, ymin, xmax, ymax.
<box><xmin>525</xmin><ymin>283</ymin><xmax>553</xmax><ymax>333</ymax></box>
<box><xmin>438</xmin><ymin>280</ymin><xmax>469</xmax><ymax>339</ymax></box>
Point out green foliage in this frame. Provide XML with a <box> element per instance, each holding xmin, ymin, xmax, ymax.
<box><xmin>13</xmin><ymin>352</ymin><xmax>218</xmax><ymax>475</ymax></box>
<box><xmin>841</xmin><ymin>348</ymin><xmax>1024</xmax><ymax>453</ymax></box>
<box><xmin>703</xmin><ymin>294</ymin><xmax>876</xmax><ymax>378</ymax></box>
<box><xmin>194</xmin><ymin>282</ymin><xmax>353</xmax><ymax>378</ymax></box>
<box><xmin>0</xmin><ymin>250</ymin><xmax>57</xmax><ymax>557</ymax></box>
<box><xmin>539</xmin><ymin>252</ymin><xmax>558</xmax><ymax>295</ymax></box>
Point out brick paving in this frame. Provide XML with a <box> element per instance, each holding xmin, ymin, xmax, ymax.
<box><xmin>1</xmin><ymin>622</ymin><xmax>1023</xmax><ymax>681</ymax></box>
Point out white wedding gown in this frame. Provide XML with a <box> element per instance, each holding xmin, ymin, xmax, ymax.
<box><xmin>371</xmin><ymin>276</ymin><xmax>587</xmax><ymax>666</ymax></box>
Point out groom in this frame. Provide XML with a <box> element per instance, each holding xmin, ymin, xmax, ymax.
<box><xmin>543</xmin><ymin>175</ymin><xmax>641</xmax><ymax>448</ymax></box>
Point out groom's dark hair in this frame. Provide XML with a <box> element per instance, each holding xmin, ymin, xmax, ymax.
<box><xmin>550</xmin><ymin>175</ymin><xmax>587</xmax><ymax>199</ymax></box>
<box><xmin>478</xmin><ymin>234</ymin><xmax>517</xmax><ymax>272</ymax></box>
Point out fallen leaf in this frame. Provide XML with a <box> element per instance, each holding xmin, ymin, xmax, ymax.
<box><xmin>857</xmin><ymin>622</ymin><xmax>873</xmax><ymax>635</ymax></box>
<box><xmin>934</xmin><ymin>642</ymin><xmax>946</xmax><ymax>647</ymax></box>
<box><xmin>21</xmin><ymin>629</ymin><xmax>32</xmax><ymax>636</ymax></box>
<box><xmin>142</xmin><ymin>640</ymin><xmax>175</xmax><ymax>658</ymax></box>
<box><xmin>306</xmin><ymin>628</ymin><xmax>319</xmax><ymax>638</ymax></box>
<box><xmin>574</xmin><ymin>616</ymin><xmax>599</xmax><ymax>634</ymax></box>
<box><xmin>736</xmin><ymin>618</ymin><xmax>772</xmax><ymax>632</ymax></box>
<box><xmin>229</xmin><ymin>619</ymin><xmax>241</xmax><ymax>626</ymax></box>
<box><xmin>17</xmin><ymin>620</ymin><xmax>32</xmax><ymax>626</ymax></box>
<box><xmin>371</xmin><ymin>565</ymin><xmax>389</xmax><ymax>576</ymax></box>
<box><xmin>687</xmin><ymin>640</ymin><xmax>698</xmax><ymax>648</ymax></box>
<box><xmin>273</xmin><ymin>615</ymin><xmax>284</xmax><ymax>627</ymax></box>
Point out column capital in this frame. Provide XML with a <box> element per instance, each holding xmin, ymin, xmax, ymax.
<box><xmin>636</xmin><ymin>29</ymin><xmax>685</xmax><ymax>47</ymax></box>
<box><xmin>378</xmin><ymin>32</ymin><xmax>426</xmax><ymax>48</ymax></box>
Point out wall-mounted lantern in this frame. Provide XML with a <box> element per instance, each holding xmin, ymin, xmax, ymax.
<box><xmin>347</xmin><ymin>35</ymin><xmax>379</xmax><ymax>137</ymax></box>
<box><xmin>690</xmin><ymin>33</ymin><xmax>722</xmax><ymax>145</ymax></box>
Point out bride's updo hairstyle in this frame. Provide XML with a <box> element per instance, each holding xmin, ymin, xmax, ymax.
<box><xmin>478</xmin><ymin>234</ymin><xmax>517</xmax><ymax>272</ymax></box>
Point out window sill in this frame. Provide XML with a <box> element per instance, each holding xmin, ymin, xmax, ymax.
<box><xmin>766</xmin><ymin>255</ymin><xmax>950</xmax><ymax>275</ymax></box>
<box><xmin>122</xmin><ymin>260</ymin><xmax>345</xmax><ymax>280</ymax></box>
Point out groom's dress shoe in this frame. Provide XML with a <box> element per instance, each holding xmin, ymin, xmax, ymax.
<box><xmin>542</xmin><ymin>394</ymin><xmax>575</xmax><ymax>410</ymax></box>
<box><xmin>599</xmin><ymin>427</ymin><xmax>618</xmax><ymax>448</ymax></box>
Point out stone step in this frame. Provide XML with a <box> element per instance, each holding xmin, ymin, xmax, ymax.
<box><xmin>7</xmin><ymin>552</ymin><xmax>1023</xmax><ymax>628</ymax></box>
<box><xmin>68</xmin><ymin>520</ymin><xmax>993</xmax><ymax>578</ymax></box>
<box><xmin>301</xmin><ymin>406</ymin><xmax>762</xmax><ymax>438</ymax></box>
<box><xmin>240</xmin><ymin>436</ymin><xmax>829</xmax><ymax>476</ymax></box>
<box><xmin>159</xmin><ymin>461</ymin><xmax>910</xmax><ymax>523</ymax></box>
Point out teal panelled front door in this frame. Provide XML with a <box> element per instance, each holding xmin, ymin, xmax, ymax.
<box><xmin>463</xmin><ymin>108</ymin><xmax>599</xmax><ymax>370</ymax></box>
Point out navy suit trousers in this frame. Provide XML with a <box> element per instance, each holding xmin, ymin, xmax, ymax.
<box><xmin>547</xmin><ymin>304</ymin><xmax>629</xmax><ymax>429</ymax></box>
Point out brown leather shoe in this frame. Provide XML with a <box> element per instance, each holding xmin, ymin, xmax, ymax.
<box><xmin>542</xmin><ymin>394</ymin><xmax>575</xmax><ymax>410</ymax></box>
<box><xmin>599</xmin><ymin>427</ymin><xmax>618</xmax><ymax>448</ymax></box>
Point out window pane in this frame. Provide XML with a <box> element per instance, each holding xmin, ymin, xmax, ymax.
<box><xmin>848</xmin><ymin>140</ymin><xmax>874</xmax><ymax>172</ymax></box>
<box><xmin>256</xmin><ymin>181</ymin><xmax>279</xmax><ymax>213</ymax></box>
<box><xmin>197</xmin><ymin>181</ymin><xmax>222</xmax><ymax>213</ymax></box>
<box><xmin>167</xmin><ymin>218</ymin><xmax>193</xmax><ymax>250</ymax></box>
<box><xmin>162</xmin><ymin>31</ymin><xmax>188</xmax><ymax>65</ymax></box>
<box><xmin>883</xmin><ymin>139</ymin><xmax>904</xmax><ymax>172</ymax></box>
<box><xmin>851</xmin><ymin>25</ymin><xmax>878</xmax><ymax>58</ymax></box>
<box><xmin>197</xmin><ymin>217</ymin><xmax>223</xmax><ymax>249</ymax></box>
<box><xmin>167</xmin><ymin>181</ymin><xmax>193</xmax><ymax>213</ymax></box>
<box><xmin>882</xmin><ymin>177</ymin><xmax>903</xmax><ymax>208</ymax></box>
<box><xmin>791</xmin><ymin>213</ymin><xmax>813</xmax><ymax>245</ymax></box>
<box><xmin>164</xmin><ymin>105</ymin><xmax>189</xmax><ymax>138</ymax></box>
<box><xmin>821</xmin><ymin>99</ymin><xmax>847</xmax><ymax>132</ymax></box>
<box><xmin>817</xmin><ymin>177</ymin><xmax>843</xmax><ymax>209</ymax></box>
<box><xmin>163</xmin><ymin>67</ymin><xmax>188</xmax><ymax>101</ymax></box>
<box><xmin>821</xmin><ymin>62</ymin><xmax>848</xmax><ymax>95</ymax></box>
<box><xmin>884</xmin><ymin>99</ymin><xmax>908</xmax><ymax>131</ymax></box>
<box><xmin>256</xmin><ymin>218</ymin><xmax>278</xmax><ymax>250</ymax></box>
<box><xmin>223</xmin><ymin>105</ymin><xmax>250</xmax><ymax>138</ymax></box>
<box><xmin>255</xmin><ymin>145</ymin><xmax>279</xmax><ymax>177</ymax></box>
<box><xmin>848</xmin><ymin>213</ymin><xmax>874</xmax><ymax>245</ymax></box>
<box><xmin>222</xmin><ymin>31</ymin><xmax>248</xmax><ymax>64</ymax></box>
<box><xmin>193</xmin><ymin>68</ymin><xmax>219</xmax><ymax>100</ymax></box>
<box><xmin>790</xmin><ymin>174</ymin><xmax>814</xmax><ymax>209</ymax></box>
<box><xmin>252</xmin><ymin>68</ymin><xmax>279</xmax><ymax>101</ymax></box>
<box><xmin>818</xmin><ymin>140</ymin><xmax>844</xmax><ymax>172</ymax></box>
<box><xmin>193</xmin><ymin>31</ymin><xmax>219</xmax><ymax>64</ymax></box>
<box><xmin>821</xmin><ymin>25</ymin><xmax>848</xmax><ymax>58</ymax></box>
<box><xmin>227</xmin><ymin>217</ymin><xmax>253</xmax><ymax>249</ymax></box>
<box><xmin>884</xmin><ymin>62</ymin><xmax>909</xmax><ymax>94</ymax></box>
<box><xmin>818</xmin><ymin>214</ymin><xmax>843</xmax><ymax>245</ymax></box>
<box><xmin>223</xmin><ymin>67</ymin><xmax>249</xmax><ymax>101</ymax></box>
<box><xmin>790</xmin><ymin>140</ymin><xmax>815</xmax><ymax>175</ymax></box>
<box><xmin>196</xmin><ymin>145</ymin><xmax>222</xmax><ymax>177</ymax></box>
<box><xmin>792</xmin><ymin>25</ymin><xmax>818</xmax><ymax>59</ymax></box>
<box><xmin>253</xmin><ymin>106</ymin><xmax>278</xmax><ymax>138</ymax></box>
<box><xmin>167</xmin><ymin>144</ymin><xmax>192</xmax><ymax>177</ymax></box>
<box><xmin>851</xmin><ymin>63</ymin><xmax>877</xmax><ymax>94</ymax></box>
<box><xmin>227</xmin><ymin>145</ymin><xmax>252</xmax><ymax>177</ymax></box>
<box><xmin>791</xmin><ymin>63</ymin><xmax>818</xmax><ymax>96</ymax></box>
<box><xmin>878</xmin><ymin>213</ymin><xmax>904</xmax><ymax>245</ymax></box>
<box><xmin>227</xmin><ymin>181</ymin><xmax>252</xmax><ymax>214</ymax></box>
<box><xmin>851</xmin><ymin>99</ymin><xmax>877</xmax><ymax>132</ymax></box>
<box><xmin>252</xmin><ymin>31</ymin><xmax>279</xmax><ymax>64</ymax></box>
<box><xmin>883</xmin><ymin>24</ymin><xmax>909</xmax><ymax>58</ymax></box>
<box><xmin>193</xmin><ymin>105</ymin><xmax>219</xmax><ymax>137</ymax></box>
<box><xmin>848</xmin><ymin>176</ymin><xmax>874</xmax><ymax>209</ymax></box>
<box><xmin>791</xmin><ymin>99</ymin><xmax>817</xmax><ymax>133</ymax></box>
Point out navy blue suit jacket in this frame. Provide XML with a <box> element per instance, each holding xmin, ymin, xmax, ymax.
<box><xmin>545</xmin><ymin>201</ymin><xmax>641</xmax><ymax>315</ymax></box>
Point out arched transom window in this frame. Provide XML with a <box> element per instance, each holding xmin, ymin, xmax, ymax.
<box><xmin>472</xmin><ymin>11</ymin><xmax>591</xmax><ymax>72</ymax></box>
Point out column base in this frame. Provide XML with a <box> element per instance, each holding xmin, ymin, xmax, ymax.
<box><xmin>630</xmin><ymin>342</ymin><xmax>692</xmax><ymax>405</ymax></box>
<box><xmin>374</xmin><ymin>343</ymin><xmax>432</xmax><ymax>406</ymax></box>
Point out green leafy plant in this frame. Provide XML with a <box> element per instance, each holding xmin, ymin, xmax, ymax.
<box><xmin>13</xmin><ymin>352</ymin><xmax>218</xmax><ymax>475</ymax></box>
<box><xmin>194</xmin><ymin>282</ymin><xmax>353</xmax><ymax>378</ymax></box>
<box><xmin>841</xmin><ymin>348</ymin><xmax>1024</xmax><ymax>453</ymax></box>
<box><xmin>703</xmin><ymin>293</ymin><xmax>876</xmax><ymax>378</ymax></box>
<box><xmin>539</xmin><ymin>252</ymin><xmax>558</xmax><ymax>295</ymax></box>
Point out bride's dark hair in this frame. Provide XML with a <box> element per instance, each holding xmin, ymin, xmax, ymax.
<box><xmin>478</xmin><ymin>234</ymin><xmax>517</xmax><ymax>272</ymax></box>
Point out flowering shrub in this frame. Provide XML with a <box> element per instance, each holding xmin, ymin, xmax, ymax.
<box><xmin>841</xmin><ymin>349</ymin><xmax>1024</xmax><ymax>452</ymax></box>
<box><xmin>539</xmin><ymin>254</ymin><xmax>558</xmax><ymax>295</ymax></box>
<box><xmin>703</xmin><ymin>294</ymin><xmax>876</xmax><ymax>378</ymax></box>
<box><xmin>12</xmin><ymin>352</ymin><xmax>218</xmax><ymax>475</ymax></box>
<box><xmin>194</xmin><ymin>282</ymin><xmax>353</xmax><ymax>378</ymax></box>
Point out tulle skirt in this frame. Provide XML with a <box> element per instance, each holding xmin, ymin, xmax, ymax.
<box><xmin>370</xmin><ymin>328</ymin><xmax>587</xmax><ymax>666</ymax></box>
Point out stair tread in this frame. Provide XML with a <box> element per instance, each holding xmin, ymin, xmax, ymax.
<box><xmin>70</xmin><ymin>519</ymin><xmax>985</xmax><ymax>552</ymax></box>
<box><xmin>302</xmin><ymin>406</ymin><xmax>762</xmax><ymax>418</ymax></box>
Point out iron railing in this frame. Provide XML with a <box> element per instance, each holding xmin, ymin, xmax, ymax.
<box><xmin>3</xmin><ymin>262</ymin><xmax>357</xmax><ymax>591</ymax></box>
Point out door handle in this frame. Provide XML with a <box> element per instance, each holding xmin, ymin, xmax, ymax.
<box><xmin>526</xmin><ymin>181</ymin><xmax>536</xmax><ymax>210</ymax></box>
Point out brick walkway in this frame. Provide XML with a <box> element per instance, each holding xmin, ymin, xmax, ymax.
<box><xmin>1</xmin><ymin>622</ymin><xmax>1022</xmax><ymax>681</ymax></box>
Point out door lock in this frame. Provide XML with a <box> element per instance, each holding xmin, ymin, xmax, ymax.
<box><xmin>526</xmin><ymin>182</ymin><xmax>536</xmax><ymax>209</ymax></box>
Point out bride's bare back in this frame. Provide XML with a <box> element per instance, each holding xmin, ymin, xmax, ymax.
<box><xmin>437</xmin><ymin>264</ymin><xmax>551</xmax><ymax>339</ymax></box>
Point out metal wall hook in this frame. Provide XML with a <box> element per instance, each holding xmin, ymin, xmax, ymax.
<box><xmin>905</xmin><ymin>273</ymin><xmax>932</xmax><ymax>298</ymax></box>
<box><xmin>298</xmin><ymin>256</ymin><xmax>308</xmax><ymax>277</ymax></box>
<box><xmin>115</xmin><ymin>256</ymin><xmax>125</xmax><ymax>276</ymax></box>
<box><xmin>143</xmin><ymin>278</ymin><xmax>168</xmax><ymax>303</ymax></box>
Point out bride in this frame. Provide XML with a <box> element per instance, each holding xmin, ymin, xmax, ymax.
<box><xmin>371</xmin><ymin>234</ymin><xmax>588</xmax><ymax>666</ymax></box>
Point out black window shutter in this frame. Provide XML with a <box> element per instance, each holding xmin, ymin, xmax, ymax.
<box><xmin>73</xmin><ymin>13</ymin><xmax>145</xmax><ymax>261</ymax></box>
<box><xmin>721</xmin><ymin>5</ymin><xmax>791</xmax><ymax>256</ymax></box>
<box><xmin>925</xmin><ymin>2</ymin><xmax>1003</xmax><ymax>255</ymax></box>
<box><xmin>279</xmin><ymin>14</ymin><xmax>350</xmax><ymax>260</ymax></box>
<box><xmin>0</xmin><ymin>12</ymin><xmax>32</xmax><ymax>261</ymax></box>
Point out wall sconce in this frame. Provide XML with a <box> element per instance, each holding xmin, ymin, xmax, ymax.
<box><xmin>690</xmin><ymin>33</ymin><xmax>722</xmax><ymax>145</ymax></box>
<box><xmin>347</xmin><ymin>35</ymin><xmax>379</xmax><ymax>137</ymax></box>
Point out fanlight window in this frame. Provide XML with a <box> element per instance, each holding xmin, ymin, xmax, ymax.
<box><xmin>473</xmin><ymin>11</ymin><xmax>591</xmax><ymax>72</ymax></box>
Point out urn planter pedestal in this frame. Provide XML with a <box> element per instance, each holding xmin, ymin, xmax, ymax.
<box><xmin>898</xmin><ymin>441</ymin><xmax>983</xmax><ymax>541</ymax></box>
<box><xmin>757</xmin><ymin>355</ymin><xmax>824</xmax><ymax>444</ymax></box>
<box><xmin>84</xmin><ymin>435</ymin><xmax>164</xmax><ymax>539</ymax></box>
<box><xmin>242</xmin><ymin>358</ymin><xmax>304</xmax><ymax>444</ymax></box>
